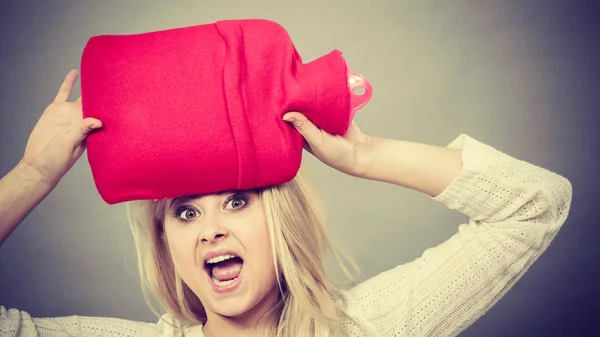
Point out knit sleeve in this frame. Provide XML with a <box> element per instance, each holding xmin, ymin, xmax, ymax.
<box><xmin>0</xmin><ymin>305</ymin><xmax>180</xmax><ymax>336</ymax></box>
<box><xmin>341</xmin><ymin>134</ymin><xmax>573</xmax><ymax>336</ymax></box>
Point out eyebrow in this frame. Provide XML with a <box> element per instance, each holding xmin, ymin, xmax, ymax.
<box><xmin>167</xmin><ymin>190</ymin><xmax>233</xmax><ymax>209</ymax></box>
<box><xmin>168</xmin><ymin>195</ymin><xmax>198</xmax><ymax>209</ymax></box>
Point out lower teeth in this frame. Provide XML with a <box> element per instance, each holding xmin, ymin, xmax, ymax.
<box><xmin>212</xmin><ymin>276</ymin><xmax>238</xmax><ymax>287</ymax></box>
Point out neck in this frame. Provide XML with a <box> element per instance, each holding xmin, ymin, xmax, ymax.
<box><xmin>203</xmin><ymin>315</ymin><xmax>262</xmax><ymax>337</ymax></box>
<box><xmin>203</xmin><ymin>290</ymin><xmax>280</xmax><ymax>337</ymax></box>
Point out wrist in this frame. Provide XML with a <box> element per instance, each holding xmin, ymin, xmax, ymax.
<box><xmin>351</xmin><ymin>135</ymin><xmax>378</xmax><ymax>179</ymax></box>
<box><xmin>15</xmin><ymin>160</ymin><xmax>60</xmax><ymax>189</ymax></box>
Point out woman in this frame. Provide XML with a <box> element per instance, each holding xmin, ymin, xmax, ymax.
<box><xmin>0</xmin><ymin>70</ymin><xmax>572</xmax><ymax>336</ymax></box>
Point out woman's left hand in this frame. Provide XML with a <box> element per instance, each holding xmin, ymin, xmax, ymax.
<box><xmin>282</xmin><ymin>112</ymin><xmax>373</xmax><ymax>177</ymax></box>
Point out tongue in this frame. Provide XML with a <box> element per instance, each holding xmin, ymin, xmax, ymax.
<box><xmin>211</xmin><ymin>259</ymin><xmax>243</xmax><ymax>281</ymax></box>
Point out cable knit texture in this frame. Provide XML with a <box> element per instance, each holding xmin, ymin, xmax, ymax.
<box><xmin>0</xmin><ymin>134</ymin><xmax>573</xmax><ymax>336</ymax></box>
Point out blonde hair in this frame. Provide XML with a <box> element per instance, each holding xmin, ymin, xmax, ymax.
<box><xmin>128</xmin><ymin>169</ymin><xmax>359</xmax><ymax>336</ymax></box>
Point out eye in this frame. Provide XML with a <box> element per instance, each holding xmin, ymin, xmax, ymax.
<box><xmin>175</xmin><ymin>206</ymin><xmax>200</xmax><ymax>221</ymax></box>
<box><xmin>224</xmin><ymin>194</ymin><xmax>248</xmax><ymax>210</ymax></box>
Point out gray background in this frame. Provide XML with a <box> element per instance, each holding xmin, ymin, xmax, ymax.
<box><xmin>1</xmin><ymin>1</ymin><xmax>598</xmax><ymax>336</ymax></box>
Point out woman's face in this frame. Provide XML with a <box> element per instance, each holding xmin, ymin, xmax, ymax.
<box><xmin>163</xmin><ymin>190</ymin><xmax>278</xmax><ymax>318</ymax></box>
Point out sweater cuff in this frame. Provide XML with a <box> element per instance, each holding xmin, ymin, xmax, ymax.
<box><xmin>432</xmin><ymin>134</ymin><xmax>521</xmax><ymax>222</ymax></box>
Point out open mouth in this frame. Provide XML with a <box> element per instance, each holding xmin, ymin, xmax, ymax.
<box><xmin>204</xmin><ymin>254</ymin><xmax>244</xmax><ymax>287</ymax></box>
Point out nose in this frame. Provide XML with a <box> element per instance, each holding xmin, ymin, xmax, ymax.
<box><xmin>198</xmin><ymin>213</ymin><xmax>228</xmax><ymax>244</ymax></box>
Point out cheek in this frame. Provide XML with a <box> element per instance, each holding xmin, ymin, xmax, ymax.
<box><xmin>243</xmin><ymin>220</ymin><xmax>276</xmax><ymax>278</ymax></box>
<box><xmin>164</xmin><ymin>224</ymin><xmax>199</xmax><ymax>272</ymax></box>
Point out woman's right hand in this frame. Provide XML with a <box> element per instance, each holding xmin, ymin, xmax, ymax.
<box><xmin>19</xmin><ymin>69</ymin><xmax>102</xmax><ymax>186</ymax></box>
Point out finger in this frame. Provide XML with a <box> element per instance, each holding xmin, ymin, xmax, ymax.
<box><xmin>54</xmin><ymin>69</ymin><xmax>79</xmax><ymax>102</ymax></box>
<box><xmin>82</xmin><ymin>117</ymin><xmax>103</xmax><ymax>133</ymax></box>
<box><xmin>282</xmin><ymin>112</ymin><xmax>323</xmax><ymax>145</ymax></box>
<box><xmin>70</xmin><ymin>117</ymin><xmax>103</xmax><ymax>144</ymax></box>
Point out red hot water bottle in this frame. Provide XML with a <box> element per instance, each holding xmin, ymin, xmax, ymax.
<box><xmin>80</xmin><ymin>19</ymin><xmax>373</xmax><ymax>204</ymax></box>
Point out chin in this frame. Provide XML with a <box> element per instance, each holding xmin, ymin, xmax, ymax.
<box><xmin>208</xmin><ymin>295</ymin><xmax>262</xmax><ymax>318</ymax></box>
<box><xmin>205</xmin><ymin>286</ymin><xmax>279</xmax><ymax>320</ymax></box>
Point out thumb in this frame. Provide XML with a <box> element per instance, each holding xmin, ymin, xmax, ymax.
<box><xmin>282</xmin><ymin>112</ymin><xmax>322</xmax><ymax>143</ymax></box>
<box><xmin>75</xmin><ymin>118</ymin><xmax>103</xmax><ymax>142</ymax></box>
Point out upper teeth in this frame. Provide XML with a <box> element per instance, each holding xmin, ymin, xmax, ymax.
<box><xmin>206</xmin><ymin>254</ymin><xmax>237</xmax><ymax>264</ymax></box>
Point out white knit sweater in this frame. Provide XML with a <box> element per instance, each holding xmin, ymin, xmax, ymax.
<box><xmin>0</xmin><ymin>134</ymin><xmax>573</xmax><ymax>336</ymax></box>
